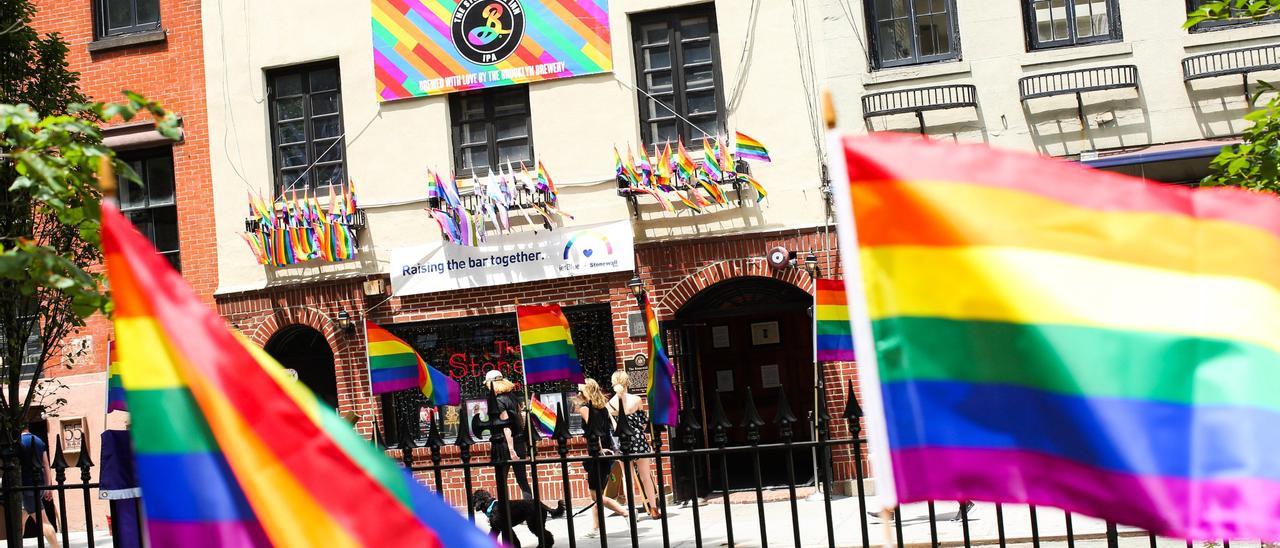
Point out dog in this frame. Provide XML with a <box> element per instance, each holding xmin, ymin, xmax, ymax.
<box><xmin>472</xmin><ymin>489</ymin><xmax>566</xmax><ymax>548</ymax></box>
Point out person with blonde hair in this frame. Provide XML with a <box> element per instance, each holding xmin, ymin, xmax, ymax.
<box><xmin>607</xmin><ymin>370</ymin><xmax>663</xmax><ymax>520</ymax></box>
<box><xmin>484</xmin><ymin>370</ymin><xmax>532</xmax><ymax>499</ymax></box>
<box><xmin>574</xmin><ymin>379</ymin><xmax>628</xmax><ymax>537</ymax></box>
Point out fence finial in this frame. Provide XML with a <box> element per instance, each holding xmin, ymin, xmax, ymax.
<box><xmin>822</xmin><ymin>88</ymin><xmax>838</xmax><ymax>129</ymax></box>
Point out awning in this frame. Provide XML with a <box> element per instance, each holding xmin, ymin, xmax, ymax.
<box><xmin>1080</xmin><ymin>143</ymin><xmax>1230</xmax><ymax>168</ymax></box>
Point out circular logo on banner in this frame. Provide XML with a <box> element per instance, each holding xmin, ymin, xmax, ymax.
<box><xmin>452</xmin><ymin>0</ymin><xmax>525</xmax><ymax>65</ymax></box>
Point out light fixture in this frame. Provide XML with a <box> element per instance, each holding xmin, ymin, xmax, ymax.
<box><xmin>627</xmin><ymin>276</ymin><xmax>645</xmax><ymax>297</ymax></box>
<box><xmin>803</xmin><ymin>251</ymin><xmax>819</xmax><ymax>276</ymax></box>
<box><xmin>335</xmin><ymin>309</ymin><xmax>355</xmax><ymax>334</ymax></box>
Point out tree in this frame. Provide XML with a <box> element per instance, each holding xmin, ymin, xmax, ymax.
<box><xmin>1185</xmin><ymin>1</ymin><xmax>1280</xmax><ymax>192</ymax></box>
<box><xmin>0</xmin><ymin>2</ymin><xmax>178</xmax><ymax>539</ymax></box>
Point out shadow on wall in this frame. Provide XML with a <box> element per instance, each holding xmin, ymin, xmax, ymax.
<box><xmin>864</xmin><ymin>107</ymin><xmax>989</xmax><ymax>144</ymax></box>
<box><xmin>1186</xmin><ymin>78</ymin><xmax>1280</xmax><ymax>138</ymax></box>
<box><xmin>632</xmin><ymin>187</ymin><xmax>769</xmax><ymax>240</ymax></box>
<box><xmin>1022</xmin><ymin>90</ymin><xmax>1151</xmax><ymax>157</ymax></box>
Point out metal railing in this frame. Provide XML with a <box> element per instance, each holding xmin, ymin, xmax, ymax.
<box><xmin>1183</xmin><ymin>43</ymin><xmax>1280</xmax><ymax>103</ymax></box>
<box><xmin>862</xmin><ymin>85</ymin><xmax>979</xmax><ymax>134</ymax></box>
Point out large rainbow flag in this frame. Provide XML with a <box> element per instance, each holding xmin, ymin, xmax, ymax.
<box><xmin>105</xmin><ymin>340</ymin><xmax>127</xmax><ymax>413</ymax></box>
<box><xmin>366</xmin><ymin>322</ymin><xmax>460</xmax><ymax>406</ymax></box>
<box><xmin>371</xmin><ymin>0</ymin><xmax>612</xmax><ymax>100</ymax></box>
<box><xmin>830</xmin><ymin>133</ymin><xmax>1280</xmax><ymax>538</ymax></box>
<box><xmin>516</xmin><ymin>304</ymin><xmax>585</xmax><ymax>385</ymax></box>
<box><xmin>814</xmin><ymin>279</ymin><xmax>854</xmax><ymax>362</ymax></box>
<box><xmin>103</xmin><ymin>199</ymin><xmax>490</xmax><ymax>547</ymax></box>
<box><xmin>640</xmin><ymin>294</ymin><xmax>678</xmax><ymax>427</ymax></box>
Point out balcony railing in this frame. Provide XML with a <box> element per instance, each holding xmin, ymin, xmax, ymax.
<box><xmin>861</xmin><ymin>84</ymin><xmax>979</xmax><ymax>134</ymax></box>
<box><xmin>1019</xmin><ymin>65</ymin><xmax>1139</xmax><ymax>126</ymax></box>
<box><xmin>1183</xmin><ymin>43</ymin><xmax>1280</xmax><ymax>103</ymax></box>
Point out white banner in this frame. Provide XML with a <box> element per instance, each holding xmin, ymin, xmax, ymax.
<box><xmin>390</xmin><ymin>221</ymin><xmax>635</xmax><ymax>296</ymax></box>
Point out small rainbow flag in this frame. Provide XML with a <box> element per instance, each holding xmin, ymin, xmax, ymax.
<box><xmin>102</xmin><ymin>196</ymin><xmax>490</xmax><ymax>546</ymax></box>
<box><xmin>735</xmin><ymin>131</ymin><xmax>771</xmax><ymax>163</ymax></box>
<box><xmin>516</xmin><ymin>304</ymin><xmax>586</xmax><ymax>386</ymax></box>
<box><xmin>366</xmin><ymin>321</ymin><xmax>460</xmax><ymax>406</ymax></box>
<box><xmin>529</xmin><ymin>396</ymin><xmax>557</xmax><ymax>438</ymax></box>
<box><xmin>676</xmin><ymin>139</ymin><xmax>697</xmax><ymax>181</ymax></box>
<box><xmin>740</xmin><ymin>172</ymin><xmax>767</xmax><ymax>202</ymax></box>
<box><xmin>105</xmin><ymin>340</ymin><xmax>127</xmax><ymax>413</ymax></box>
<box><xmin>834</xmin><ymin>133</ymin><xmax>1280</xmax><ymax>538</ymax></box>
<box><xmin>641</xmin><ymin>294</ymin><xmax>679</xmax><ymax>427</ymax></box>
<box><xmin>815</xmin><ymin>279</ymin><xmax>854</xmax><ymax>362</ymax></box>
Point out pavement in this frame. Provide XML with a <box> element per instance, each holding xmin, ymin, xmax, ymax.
<box><xmin>474</xmin><ymin>491</ymin><xmax>1274</xmax><ymax>548</ymax></box>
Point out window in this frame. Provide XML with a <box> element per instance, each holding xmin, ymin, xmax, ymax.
<box><xmin>866</xmin><ymin>0</ymin><xmax>959</xmax><ymax>69</ymax></box>
<box><xmin>0</xmin><ymin>318</ymin><xmax>42</xmax><ymax>381</ymax></box>
<box><xmin>632</xmin><ymin>5</ymin><xmax>725</xmax><ymax>145</ymax></box>
<box><xmin>1024</xmin><ymin>0</ymin><xmax>1121</xmax><ymax>49</ymax></box>
<box><xmin>449</xmin><ymin>86</ymin><xmax>533</xmax><ymax>177</ymax></box>
<box><xmin>119</xmin><ymin>149</ymin><xmax>180</xmax><ymax>271</ymax></box>
<box><xmin>267</xmin><ymin>61</ymin><xmax>346</xmax><ymax>195</ymax></box>
<box><xmin>94</xmin><ymin>0</ymin><xmax>161</xmax><ymax>39</ymax></box>
<box><xmin>1186</xmin><ymin>0</ymin><xmax>1279</xmax><ymax>31</ymax></box>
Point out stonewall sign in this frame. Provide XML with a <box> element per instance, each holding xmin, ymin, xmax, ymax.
<box><xmin>371</xmin><ymin>0</ymin><xmax>612</xmax><ymax>100</ymax></box>
<box><xmin>390</xmin><ymin>220</ymin><xmax>634</xmax><ymax>295</ymax></box>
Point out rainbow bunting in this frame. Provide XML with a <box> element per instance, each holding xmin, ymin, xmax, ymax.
<box><xmin>814</xmin><ymin>279</ymin><xmax>853</xmax><ymax>362</ymax></box>
<box><xmin>102</xmin><ymin>199</ymin><xmax>490</xmax><ymax>547</ymax></box>
<box><xmin>529</xmin><ymin>396</ymin><xmax>557</xmax><ymax>438</ymax></box>
<box><xmin>366</xmin><ymin>322</ymin><xmax>460</xmax><ymax>405</ymax></box>
<box><xmin>832</xmin><ymin>133</ymin><xmax>1280</xmax><ymax>538</ymax></box>
<box><xmin>641</xmin><ymin>294</ymin><xmax>678</xmax><ymax>427</ymax></box>
<box><xmin>105</xmin><ymin>340</ymin><xmax>127</xmax><ymax>413</ymax></box>
<box><xmin>516</xmin><ymin>304</ymin><xmax>586</xmax><ymax>385</ymax></box>
<box><xmin>734</xmin><ymin>131</ymin><xmax>771</xmax><ymax>163</ymax></box>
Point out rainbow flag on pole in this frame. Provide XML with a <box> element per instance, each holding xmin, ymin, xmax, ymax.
<box><xmin>102</xmin><ymin>198</ymin><xmax>490</xmax><ymax>547</ymax></box>
<box><xmin>516</xmin><ymin>304</ymin><xmax>586</xmax><ymax>385</ymax></box>
<box><xmin>528</xmin><ymin>396</ymin><xmax>557</xmax><ymax>438</ymax></box>
<box><xmin>366</xmin><ymin>322</ymin><xmax>460</xmax><ymax>406</ymax></box>
<box><xmin>641</xmin><ymin>294</ymin><xmax>679</xmax><ymax>427</ymax></box>
<box><xmin>734</xmin><ymin>131</ymin><xmax>771</xmax><ymax>163</ymax></box>
<box><xmin>830</xmin><ymin>133</ymin><xmax>1280</xmax><ymax>538</ymax></box>
<box><xmin>105</xmin><ymin>340</ymin><xmax>127</xmax><ymax>413</ymax></box>
<box><xmin>815</xmin><ymin>279</ymin><xmax>854</xmax><ymax>362</ymax></box>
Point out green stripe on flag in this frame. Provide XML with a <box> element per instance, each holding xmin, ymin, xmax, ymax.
<box><xmin>129</xmin><ymin>388</ymin><xmax>219</xmax><ymax>453</ymax></box>
<box><xmin>522</xmin><ymin>340</ymin><xmax>574</xmax><ymax>359</ymax></box>
<box><xmin>369</xmin><ymin>352</ymin><xmax>417</xmax><ymax>370</ymax></box>
<box><xmin>817</xmin><ymin>320</ymin><xmax>852</xmax><ymax>335</ymax></box>
<box><xmin>875</xmin><ymin>316</ymin><xmax>1280</xmax><ymax>412</ymax></box>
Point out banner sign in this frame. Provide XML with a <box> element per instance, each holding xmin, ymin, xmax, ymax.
<box><xmin>390</xmin><ymin>220</ymin><xmax>634</xmax><ymax>295</ymax></box>
<box><xmin>370</xmin><ymin>0</ymin><xmax>613</xmax><ymax>100</ymax></box>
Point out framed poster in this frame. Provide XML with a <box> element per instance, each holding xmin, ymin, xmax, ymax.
<box><xmin>712</xmin><ymin>325</ymin><xmax>730</xmax><ymax>348</ymax></box>
<box><xmin>716</xmin><ymin>370</ymin><xmax>734</xmax><ymax>392</ymax></box>
<box><xmin>751</xmin><ymin>321</ymin><xmax>780</xmax><ymax>345</ymax></box>
<box><xmin>760</xmin><ymin>364</ymin><xmax>781</xmax><ymax>389</ymax></box>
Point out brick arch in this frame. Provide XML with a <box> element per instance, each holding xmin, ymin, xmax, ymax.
<box><xmin>245</xmin><ymin>306</ymin><xmax>346</xmax><ymax>355</ymax></box>
<box><xmin>656</xmin><ymin>258</ymin><xmax>815</xmax><ymax>317</ymax></box>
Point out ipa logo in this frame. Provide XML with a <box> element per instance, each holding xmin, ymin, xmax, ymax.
<box><xmin>451</xmin><ymin>0</ymin><xmax>525</xmax><ymax>65</ymax></box>
<box><xmin>562</xmin><ymin>229</ymin><xmax>614</xmax><ymax>262</ymax></box>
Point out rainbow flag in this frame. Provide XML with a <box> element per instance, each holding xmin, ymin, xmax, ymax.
<box><xmin>105</xmin><ymin>340</ymin><xmax>127</xmax><ymax>413</ymax></box>
<box><xmin>676</xmin><ymin>139</ymin><xmax>697</xmax><ymax>181</ymax></box>
<box><xmin>529</xmin><ymin>396</ymin><xmax>557</xmax><ymax>438</ymax></box>
<box><xmin>101</xmin><ymin>199</ymin><xmax>490</xmax><ymax>546</ymax></box>
<box><xmin>814</xmin><ymin>279</ymin><xmax>854</xmax><ymax>362</ymax></box>
<box><xmin>832</xmin><ymin>133</ymin><xmax>1280</xmax><ymax>538</ymax></box>
<box><xmin>734</xmin><ymin>131</ymin><xmax>771</xmax><ymax>162</ymax></box>
<box><xmin>641</xmin><ymin>295</ymin><xmax>678</xmax><ymax>427</ymax></box>
<box><xmin>701</xmin><ymin>136</ymin><xmax>722</xmax><ymax>181</ymax></box>
<box><xmin>740</xmin><ymin>172</ymin><xmax>767</xmax><ymax>202</ymax></box>
<box><xmin>516</xmin><ymin>304</ymin><xmax>586</xmax><ymax>385</ymax></box>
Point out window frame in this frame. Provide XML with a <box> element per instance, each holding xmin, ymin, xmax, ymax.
<box><xmin>118</xmin><ymin>147</ymin><xmax>181</xmax><ymax>271</ymax></box>
<box><xmin>448</xmin><ymin>85</ymin><xmax>534</xmax><ymax>178</ymax></box>
<box><xmin>1186</xmin><ymin>0</ymin><xmax>1280</xmax><ymax>32</ymax></box>
<box><xmin>266</xmin><ymin>60</ymin><xmax>348</xmax><ymax>197</ymax></box>
<box><xmin>1022</xmin><ymin>0</ymin><xmax>1123</xmax><ymax>50</ymax></box>
<box><xmin>631</xmin><ymin>4</ymin><xmax>727</xmax><ymax>146</ymax></box>
<box><xmin>865</xmin><ymin>0</ymin><xmax>962</xmax><ymax>70</ymax></box>
<box><xmin>94</xmin><ymin>0</ymin><xmax>162</xmax><ymax>40</ymax></box>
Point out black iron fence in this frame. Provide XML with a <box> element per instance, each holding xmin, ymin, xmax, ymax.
<box><xmin>0</xmin><ymin>381</ymin><xmax>1257</xmax><ymax>547</ymax></box>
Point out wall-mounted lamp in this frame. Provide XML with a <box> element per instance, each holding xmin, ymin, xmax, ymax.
<box><xmin>335</xmin><ymin>309</ymin><xmax>355</xmax><ymax>335</ymax></box>
<box><xmin>802</xmin><ymin>251</ymin><xmax>820</xmax><ymax>277</ymax></box>
<box><xmin>627</xmin><ymin>276</ymin><xmax>645</xmax><ymax>297</ymax></box>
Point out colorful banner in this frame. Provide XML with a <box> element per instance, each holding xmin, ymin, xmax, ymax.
<box><xmin>371</xmin><ymin>0</ymin><xmax>613</xmax><ymax>100</ymax></box>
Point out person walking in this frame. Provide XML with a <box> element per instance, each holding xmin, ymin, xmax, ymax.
<box><xmin>16</xmin><ymin>426</ymin><xmax>59</xmax><ymax>548</ymax></box>
<box><xmin>484</xmin><ymin>370</ymin><xmax>533</xmax><ymax>500</ymax></box>
<box><xmin>607</xmin><ymin>370</ymin><xmax>663</xmax><ymax>520</ymax></box>
<box><xmin>574</xmin><ymin>379</ymin><xmax>628</xmax><ymax>538</ymax></box>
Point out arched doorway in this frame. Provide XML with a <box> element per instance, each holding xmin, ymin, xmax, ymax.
<box><xmin>668</xmin><ymin>276</ymin><xmax>816</xmax><ymax>493</ymax></box>
<box><xmin>265</xmin><ymin>325</ymin><xmax>339</xmax><ymax>409</ymax></box>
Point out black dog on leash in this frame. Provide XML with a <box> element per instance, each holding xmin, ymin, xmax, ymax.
<box><xmin>472</xmin><ymin>489</ymin><xmax>566</xmax><ymax>547</ymax></box>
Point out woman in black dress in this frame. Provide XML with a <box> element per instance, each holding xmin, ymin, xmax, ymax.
<box><xmin>485</xmin><ymin>370</ymin><xmax>533</xmax><ymax>499</ymax></box>
<box><xmin>607</xmin><ymin>370</ymin><xmax>662</xmax><ymax>519</ymax></box>
<box><xmin>574</xmin><ymin>379</ymin><xmax>628</xmax><ymax>537</ymax></box>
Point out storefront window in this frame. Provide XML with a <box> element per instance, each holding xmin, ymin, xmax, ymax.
<box><xmin>380</xmin><ymin>304</ymin><xmax>615</xmax><ymax>446</ymax></box>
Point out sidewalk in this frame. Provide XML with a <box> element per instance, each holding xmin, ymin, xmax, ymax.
<box><xmin>478</xmin><ymin>493</ymin><xmax>1266</xmax><ymax>548</ymax></box>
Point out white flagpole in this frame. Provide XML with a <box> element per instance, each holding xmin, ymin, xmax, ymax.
<box><xmin>824</xmin><ymin>104</ymin><xmax>898</xmax><ymax>513</ymax></box>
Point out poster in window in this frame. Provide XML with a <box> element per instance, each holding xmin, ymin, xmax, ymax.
<box><xmin>712</xmin><ymin>325</ymin><xmax>730</xmax><ymax>348</ymax></box>
<box><xmin>751</xmin><ymin>321</ymin><xmax>780</xmax><ymax>346</ymax></box>
<box><xmin>760</xmin><ymin>364</ymin><xmax>781</xmax><ymax>389</ymax></box>
<box><xmin>716</xmin><ymin>370</ymin><xmax>734</xmax><ymax>392</ymax></box>
<box><xmin>370</xmin><ymin>0</ymin><xmax>613</xmax><ymax>100</ymax></box>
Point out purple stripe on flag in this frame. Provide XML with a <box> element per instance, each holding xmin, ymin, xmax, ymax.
<box><xmin>892</xmin><ymin>447</ymin><xmax>1280</xmax><ymax>539</ymax></box>
<box><xmin>525</xmin><ymin>367</ymin><xmax>585</xmax><ymax>386</ymax></box>
<box><xmin>147</xmin><ymin>519</ymin><xmax>270</xmax><ymax>548</ymax></box>
<box><xmin>816</xmin><ymin>349</ymin><xmax>856</xmax><ymax>361</ymax></box>
<box><xmin>371</xmin><ymin>376</ymin><xmax>420</xmax><ymax>395</ymax></box>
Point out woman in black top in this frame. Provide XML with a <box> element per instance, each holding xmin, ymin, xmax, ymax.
<box><xmin>485</xmin><ymin>370</ymin><xmax>533</xmax><ymax>499</ymax></box>
<box><xmin>575</xmin><ymin>379</ymin><xmax>628</xmax><ymax>537</ymax></box>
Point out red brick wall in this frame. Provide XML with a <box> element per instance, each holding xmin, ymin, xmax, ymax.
<box><xmin>30</xmin><ymin>0</ymin><xmax>215</xmax><ymax>377</ymax></box>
